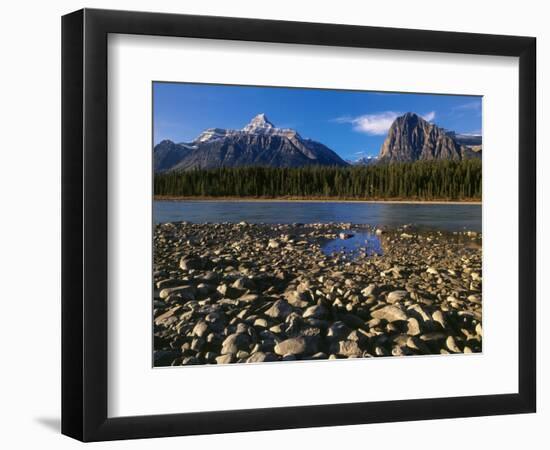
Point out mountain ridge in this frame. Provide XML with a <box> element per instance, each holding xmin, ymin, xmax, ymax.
<box><xmin>154</xmin><ymin>114</ymin><xmax>348</xmax><ymax>172</ymax></box>
<box><xmin>154</xmin><ymin>112</ymin><xmax>481</xmax><ymax>172</ymax></box>
<box><xmin>378</xmin><ymin>112</ymin><xmax>481</xmax><ymax>163</ymax></box>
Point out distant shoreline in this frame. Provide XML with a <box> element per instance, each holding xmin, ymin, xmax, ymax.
<box><xmin>154</xmin><ymin>195</ymin><xmax>482</xmax><ymax>205</ymax></box>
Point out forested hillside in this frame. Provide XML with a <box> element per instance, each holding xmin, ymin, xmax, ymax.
<box><xmin>154</xmin><ymin>160</ymin><xmax>481</xmax><ymax>201</ymax></box>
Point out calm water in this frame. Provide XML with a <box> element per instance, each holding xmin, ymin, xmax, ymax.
<box><xmin>154</xmin><ymin>200</ymin><xmax>481</xmax><ymax>232</ymax></box>
<box><xmin>322</xmin><ymin>230</ymin><xmax>384</xmax><ymax>258</ymax></box>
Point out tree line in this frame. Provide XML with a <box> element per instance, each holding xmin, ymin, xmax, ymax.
<box><xmin>154</xmin><ymin>159</ymin><xmax>482</xmax><ymax>201</ymax></box>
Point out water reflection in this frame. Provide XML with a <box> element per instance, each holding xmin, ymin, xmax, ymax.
<box><xmin>321</xmin><ymin>230</ymin><xmax>383</xmax><ymax>259</ymax></box>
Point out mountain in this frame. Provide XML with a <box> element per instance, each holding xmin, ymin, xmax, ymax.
<box><xmin>352</xmin><ymin>155</ymin><xmax>378</xmax><ymax>166</ymax></box>
<box><xmin>446</xmin><ymin>131</ymin><xmax>482</xmax><ymax>153</ymax></box>
<box><xmin>154</xmin><ymin>113</ymin><xmax>348</xmax><ymax>172</ymax></box>
<box><xmin>378</xmin><ymin>112</ymin><xmax>482</xmax><ymax>163</ymax></box>
<box><xmin>153</xmin><ymin>140</ymin><xmax>193</xmax><ymax>172</ymax></box>
<box><xmin>446</xmin><ymin>131</ymin><xmax>482</xmax><ymax>147</ymax></box>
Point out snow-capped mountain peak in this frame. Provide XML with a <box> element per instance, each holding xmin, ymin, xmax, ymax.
<box><xmin>194</xmin><ymin>128</ymin><xmax>229</xmax><ymax>143</ymax></box>
<box><xmin>192</xmin><ymin>114</ymin><xmax>301</xmax><ymax>143</ymax></box>
<box><xmin>348</xmin><ymin>155</ymin><xmax>378</xmax><ymax>165</ymax></box>
<box><xmin>242</xmin><ymin>113</ymin><xmax>275</xmax><ymax>132</ymax></box>
<box><xmin>155</xmin><ymin>113</ymin><xmax>348</xmax><ymax>172</ymax></box>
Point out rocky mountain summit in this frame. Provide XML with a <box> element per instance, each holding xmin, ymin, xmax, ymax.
<box><xmin>154</xmin><ymin>112</ymin><xmax>482</xmax><ymax>172</ymax></box>
<box><xmin>154</xmin><ymin>114</ymin><xmax>348</xmax><ymax>172</ymax></box>
<box><xmin>378</xmin><ymin>112</ymin><xmax>481</xmax><ymax>163</ymax></box>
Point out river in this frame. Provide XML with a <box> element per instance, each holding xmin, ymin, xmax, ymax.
<box><xmin>153</xmin><ymin>200</ymin><xmax>481</xmax><ymax>232</ymax></box>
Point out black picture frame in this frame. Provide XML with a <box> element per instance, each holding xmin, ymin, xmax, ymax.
<box><xmin>62</xmin><ymin>8</ymin><xmax>536</xmax><ymax>442</ymax></box>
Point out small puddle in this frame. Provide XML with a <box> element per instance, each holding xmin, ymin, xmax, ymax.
<box><xmin>321</xmin><ymin>230</ymin><xmax>383</xmax><ymax>259</ymax></box>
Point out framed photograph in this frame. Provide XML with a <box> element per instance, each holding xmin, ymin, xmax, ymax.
<box><xmin>62</xmin><ymin>8</ymin><xmax>536</xmax><ymax>441</ymax></box>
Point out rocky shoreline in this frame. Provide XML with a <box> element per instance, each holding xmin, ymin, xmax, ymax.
<box><xmin>153</xmin><ymin>222</ymin><xmax>482</xmax><ymax>366</ymax></box>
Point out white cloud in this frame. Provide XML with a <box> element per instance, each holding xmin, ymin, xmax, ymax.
<box><xmin>422</xmin><ymin>111</ymin><xmax>436</xmax><ymax>122</ymax></box>
<box><xmin>452</xmin><ymin>101</ymin><xmax>481</xmax><ymax>111</ymax></box>
<box><xmin>335</xmin><ymin>111</ymin><xmax>400</xmax><ymax>135</ymax></box>
<box><xmin>336</xmin><ymin>111</ymin><xmax>437</xmax><ymax>135</ymax></box>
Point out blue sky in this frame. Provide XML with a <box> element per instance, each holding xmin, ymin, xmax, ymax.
<box><xmin>153</xmin><ymin>82</ymin><xmax>482</xmax><ymax>160</ymax></box>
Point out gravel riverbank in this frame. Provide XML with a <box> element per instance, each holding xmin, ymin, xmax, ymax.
<box><xmin>153</xmin><ymin>222</ymin><xmax>482</xmax><ymax>366</ymax></box>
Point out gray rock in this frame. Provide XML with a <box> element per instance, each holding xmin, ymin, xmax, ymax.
<box><xmin>202</xmin><ymin>271</ymin><xmax>219</xmax><ymax>283</ymax></box>
<box><xmin>265</xmin><ymin>300</ymin><xmax>293</xmax><ymax>319</ymax></box>
<box><xmin>367</xmin><ymin>318</ymin><xmax>382</xmax><ymax>328</ymax></box>
<box><xmin>407</xmin><ymin>304</ymin><xmax>431</xmax><ymax>322</ymax></box>
<box><xmin>205</xmin><ymin>311</ymin><xmax>225</xmax><ymax>325</ymax></box>
<box><xmin>419</xmin><ymin>332</ymin><xmax>447</xmax><ymax>342</ymax></box>
<box><xmin>215</xmin><ymin>354</ymin><xmax>235</xmax><ymax>364</ymax></box>
<box><xmin>274</xmin><ymin>337</ymin><xmax>316</xmax><ymax>356</ymax></box>
<box><xmin>406</xmin><ymin>336</ymin><xmax>431</xmax><ymax>353</ymax></box>
<box><xmin>269</xmin><ymin>324</ymin><xmax>283</xmax><ymax>334</ymax></box>
<box><xmin>467</xmin><ymin>294</ymin><xmax>482</xmax><ymax>304</ymax></box>
<box><xmin>371</xmin><ymin>305</ymin><xmax>407</xmax><ymax>322</ymax></box>
<box><xmin>159</xmin><ymin>286</ymin><xmax>195</xmax><ymax>301</ymax></box>
<box><xmin>190</xmin><ymin>337</ymin><xmax>205</xmax><ymax>352</ymax></box>
<box><xmin>475</xmin><ymin>323</ymin><xmax>483</xmax><ymax>336</ymax></box>
<box><xmin>217</xmin><ymin>284</ymin><xmax>245</xmax><ymax>299</ymax></box>
<box><xmin>303</xmin><ymin>304</ymin><xmax>328</xmax><ymax>320</ymax></box>
<box><xmin>333</xmin><ymin>340</ymin><xmax>362</xmax><ymax>357</ymax></box>
<box><xmin>204</xmin><ymin>352</ymin><xmax>217</xmax><ymax>363</ymax></box>
<box><xmin>361</xmin><ymin>284</ymin><xmax>377</xmax><ymax>297</ymax></box>
<box><xmin>192</xmin><ymin>320</ymin><xmax>209</xmax><ymax>337</ymax></box>
<box><xmin>391</xmin><ymin>346</ymin><xmax>405</xmax><ymax>356</ymax></box>
<box><xmin>236</xmin><ymin>350</ymin><xmax>250</xmax><ymax>360</ymax></box>
<box><xmin>387</xmin><ymin>290</ymin><xmax>409</xmax><ymax>304</ymax></box>
<box><xmin>253</xmin><ymin>318</ymin><xmax>268</xmax><ymax>328</ymax></box>
<box><xmin>221</xmin><ymin>333</ymin><xmax>251</xmax><ymax>355</ymax></box>
<box><xmin>235</xmin><ymin>323</ymin><xmax>252</xmax><ymax>335</ymax></box>
<box><xmin>446</xmin><ymin>335</ymin><xmax>461</xmax><ymax>352</ymax></box>
<box><xmin>339</xmin><ymin>232</ymin><xmax>353</xmax><ymax>240</ymax></box>
<box><xmin>284</xmin><ymin>290</ymin><xmax>311</xmax><ymax>307</ymax></box>
<box><xmin>267</xmin><ymin>239</ymin><xmax>280</xmax><ymax>249</ymax></box>
<box><xmin>154</xmin><ymin>306</ymin><xmax>182</xmax><ymax>326</ymax></box>
<box><xmin>406</xmin><ymin>317</ymin><xmax>421</xmax><ymax>336</ymax></box>
<box><xmin>181</xmin><ymin>356</ymin><xmax>200</xmax><ymax>365</ymax></box>
<box><xmin>432</xmin><ymin>310</ymin><xmax>446</xmax><ymax>329</ymax></box>
<box><xmin>326</xmin><ymin>321</ymin><xmax>351</xmax><ymax>340</ymax></box>
<box><xmin>156</xmin><ymin>278</ymin><xmax>184</xmax><ymax>290</ymax></box>
<box><xmin>347</xmin><ymin>329</ymin><xmax>369</xmax><ymax>343</ymax></box>
<box><xmin>239</xmin><ymin>293</ymin><xmax>260</xmax><ymax>303</ymax></box>
<box><xmin>300</xmin><ymin>326</ymin><xmax>322</xmax><ymax>337</ymax></box>
<box><xmin>283</xmin><ymin>312</ymin><xmax>303</xmax><ymax>336</ymax></box>
<box><xmin>179</xmin><ymin>257</ymin><xmax>203</xmax><ymax>271</ymax></box>
<box><xmin>232</xmin><ymin>277</ymin><xmax>255</xmax><ymax>290</ymax></box>
<box><xmin>247</xmin><ymin>352</ymin><xmax>278</xmax><ymax>363</ymax></box>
